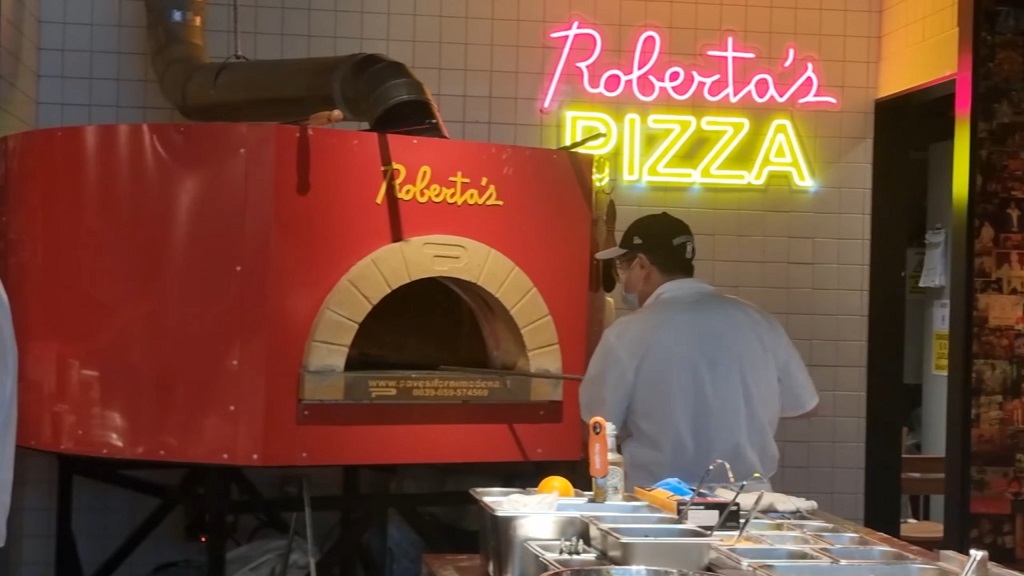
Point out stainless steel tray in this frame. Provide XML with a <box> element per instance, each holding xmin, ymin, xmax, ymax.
<box><xmin>524</xmin><ymin>540</ymin><xmax>600</xmax><ymax>576</ymax></box>
<box><xmin>760</xmin><ymin>512</ymin><xmax>828</xmax><ymax>522</ymax></box>
<box><xmin>781</xmin><ymin>521</ymin><xmax>842</xmax><ymax>533</ymax></box>
<box><xmin>584</xmin><ymin>514</ymin><xmax>681</xmax><ymax>526</ymax></box>
<box><xmin>472</xmin><ymin>489</ymin><xmax>671</xmax><ymax>576</ymax></box>
<box><xmin>819</xmin><ymin>546</ymin><xmax>921</xmax><ymax>564</ymax></box>
<box><xmin>471</xmin><ymin>487</ymin><xmax>632</xmax><ymax>501</ymax></box>
<box><xmin>715</xmin><ymin>546</ymin><xmax>832</xmax><ymax>566</ymax></box>
<box><xmin>812</xmin><ymin>533</ymin><xmax>886</xmax><ymax>547</ymax></box>
<box><xmin>541</xmin><ymin>568</ymin><xmax>719</xmax><ymax>576</ymax></box>
<box><xmin>745</xmin><ymin>520</ymin><xmax>788</xmax><ymax>532</ymax></box>
<box><xmin>593</xmin><ymin>524</ymin><xmax>717</xmax><ymax>571</ymax></box>
<box><xmin>750</xmin><ymin>533</ymin><xmax>827</xmax><ymax>547</ymax></box>
<box><xmin>754</xmin><ymin>564</ymin><xmax>957</xmax><ymax>576</ymax></box>
<box><xmin>584</xmin><ymin>516</ymin><xmax>682</xmax><ymax>552</ymax></box>
<box><xmin>713</xmin><ymin>532</ymin><xmax>769</xmax><ymax>546</ymax></box>
<box><xmin>527</xmin><ymin>541</ymin><xmax>599</xmax><ymax>556</ymax></box>
<box><xmin>540</xmin><ymin>556</ymin><xmax>616</xmax><ymax>571</ymax></box>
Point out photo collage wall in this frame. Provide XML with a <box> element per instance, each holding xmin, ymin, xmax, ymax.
<box><xmin>970</xmin><ymin>3</ymin><xmax>1024</xmax><ymax>564</ymax></box>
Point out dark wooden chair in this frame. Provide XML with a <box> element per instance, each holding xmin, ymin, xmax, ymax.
<box><xmin>900</xmin><ymin>454</ymin><xmax>945</xmax><ymax>550</ymax></box>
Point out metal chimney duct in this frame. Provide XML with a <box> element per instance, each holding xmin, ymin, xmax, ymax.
<box><xmin>144</xmin><ymin>0</ymin><xmax>447</xmax><ymax>137</ymax></box>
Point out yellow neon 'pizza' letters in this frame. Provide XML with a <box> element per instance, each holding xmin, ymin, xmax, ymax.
<box><xmin>622</xmin><ymin>113</ymin><xmax>642</xmax><ymax>181</ymax></box>
<box><xmin>641</xmin><ymin>115</ymin><xmax>698</xmax><ymax>183</ymax></box>
<box><xmin>563</xmin><ymin>111</ymin><xmax>618</xmax><ymax>156</ymax></box>
<box><xmin>749</xmin><ymin>119</ymin><xmax>812</xmax><ymax>187</ymax></box>
<box><xmin>695</xmin><ymin>117</ymin><xmax>751</xmax><ymax>185</ymax></box>
<box><xmin>559</xmin><ymin>109</ymin><xmax>814</xmax><ymax>189</ymax></box>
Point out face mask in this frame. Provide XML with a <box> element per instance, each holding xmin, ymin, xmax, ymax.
<box><xmin>620</xmin><ymin>290</ymin><xmax>640</xmax><ymax>310</ymax></box>
<box><xmin>618</xmin><ymin>258</ymin><xmax>640</xmax><ymax>310</ymax></box>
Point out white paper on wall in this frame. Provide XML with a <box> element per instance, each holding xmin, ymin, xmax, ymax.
<box><xmin>919</xmin><ymin>227</ymin><xmax>948</xmax><ymax>288</ymax></box>
<box><xmin>931</xmin><ymin>300</ymin><xmax>950</xmax><ymax>376</ymax></box>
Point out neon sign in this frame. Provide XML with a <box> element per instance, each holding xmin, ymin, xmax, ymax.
<box><xmin>542</xmin><ymin>21</ymin><xmax>838</xmax><ymax>111</ymax></box>
<box><xmin>564</xmin><ymin>111</ymin><xmax>813</xmax><ymax>188</ymax></box>
<box><xmin>543</xmin><ymin>21</ymin><xmax>837</xmax><ymax>189</ymax></box>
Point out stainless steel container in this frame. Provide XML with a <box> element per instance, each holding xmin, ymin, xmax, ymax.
<box><xmin>523</xmin><ymin>541</ymin><xmax>601</xmax><ymax>576</ymax></box>
<box><xmin>819</xmin><ymin>546</ymin><xmax>921</xmax><ymax>564</ymax></box>
<box><xmin>472</xmin><ymin>489</ymin><xmax>671</xmax><ymax>576</ymax></box>
<box><xmin>761</xmin><ymin>513</ymin><xmax>827</xmax><ymax>522</ymax></box>
<box><xmin>745</xmin><ymin>520</ymin><xmax>788</xmax><ymax>532</ymax></box>
<box><xmin>715</xmin><ymin>546</ymin><xmax>832</xmax><ymax>566</ymax></box>
<box><xmin>749</xmin><ymin>533</ymin><xmax>826</xmax><ymax>547</ymax></box>
<box><xmin>590</xmin><ymin>524</ymin><xmax>717</xmax><ymax>571</ymax></box>
<box><xmin>754</xmin><ymin>564</ymin><xmax>958</xmax><ymax>576</ymax></box>
<box><xmin>541</xmin><ymin>568</ymin><xmax>720</xmax><ymax>576</ymax></box>
<box><xmin>540</xmin><ymin>556</ymin><xmax>615</xmax><ymax>571</ymax></box>
<box><xmin>781</xmin><ymin>521</ymin><xmax>842</xmax><ymax>533</ymax></box>
<box><xmin>584</xmin><ymin>516</ymin><xmax>682</xmax><ymax>553</ymax></box>
<box><xmin>710</xmin><ymin>532</ymin><xmax>768</xmax><ymax>546</ymax></box>
<box><xmin>811</xmin><ymin>533</ymin><xmax>885</xmax><ymax>547</ymax></box>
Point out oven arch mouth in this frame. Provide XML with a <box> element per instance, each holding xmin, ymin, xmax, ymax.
<box><xmin>299</xmin><ymin>235</ymin><xmax>562</xmax><ymax>402</ymax></box>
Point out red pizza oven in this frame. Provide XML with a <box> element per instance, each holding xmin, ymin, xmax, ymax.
<box><xmin>0</xmin><ymin>123</ymin><xmax>599</xmax><ymax>467</ymax></box>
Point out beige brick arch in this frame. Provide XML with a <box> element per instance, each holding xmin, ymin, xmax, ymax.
<box><xmin>302</xmin><ymin>235</ymin><xmax>562</xmax><ymax>379</ymax></box>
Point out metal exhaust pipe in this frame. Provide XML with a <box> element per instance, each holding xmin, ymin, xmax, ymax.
<box><xmin>143</xmin><ymin>0</ymin><xmax>447</xmax><ymax>137</ymax></box>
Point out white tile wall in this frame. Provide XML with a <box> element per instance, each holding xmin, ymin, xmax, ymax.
<box><xmin>0</xmin><ymin>0</ymin><xmax>38</xmax><ymax>134</ymax></box>
<box><xmin>4</xmin><ymin>0</ymin><xmax>877</xmax><ymax>573</ymax></box>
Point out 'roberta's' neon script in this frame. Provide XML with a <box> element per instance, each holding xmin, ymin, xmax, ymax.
<box><xmin>541</xmin><ymin>21</ymin><xmax>838</xmax><ymax>111</ymax></box>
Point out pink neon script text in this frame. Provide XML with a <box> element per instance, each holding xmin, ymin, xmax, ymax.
<box><xmin>541</xmin><ymin>21</ymin><xmax>839</xmax><ymax>111</ymax></box>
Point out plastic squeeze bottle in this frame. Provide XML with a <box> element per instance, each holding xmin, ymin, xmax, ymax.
<box><xmin>588</xmin><ymin>417</ymin><xmax>609</xmax><ymax>503</ymax></box>
<box><xmin>605</xmin><ymin>422</ymin><xmax>625</xmax><ymax>501</ymax></box>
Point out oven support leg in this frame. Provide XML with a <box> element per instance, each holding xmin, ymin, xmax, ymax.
<box><xmin>365</xmin><ymin>500</ymin><xmax>389</xmax><ymax>576</ymax></box>
<box><xmin>92</xmin><ymin>498</ymin><xmax>178</xmax><ymax>576</ymax></box>
<box><xmin>203</xmin><ymin>467</ymin><xmax>231</xmax><ymax>576</ymax></box>
<box><xmin>48</xmin><ymin>456</ymin><xmax>478</xmax><ymax>575</ymax></box>
<box><xmin>340</xmin><ymin>466</ymin><xmax>365</xmax><ymax>574</ymax></box>
<box><xmin>317</xmin><ymin>466</ymin><xmax>389</xmax><ymax>576</ymax></box>
<box><xmin>231</xmin><ymin>468</ymin><xmax>290</xmax><ymax>533</ymax></box>
<box><xmin>55</xmin><ymin>456</ymin><xmax>85</xmax><ymax>576</ymax></box>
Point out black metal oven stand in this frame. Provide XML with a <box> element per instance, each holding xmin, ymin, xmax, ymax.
<box><xmin>51</xmin><ymin>454</ymin><xmax>475</xmax><ymax>576</ymax></box>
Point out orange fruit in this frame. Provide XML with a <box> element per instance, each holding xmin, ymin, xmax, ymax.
<box><xmin>537</xmin><ymin>475</ymin><xmax>574</xmax><ymax>497</ymax></box>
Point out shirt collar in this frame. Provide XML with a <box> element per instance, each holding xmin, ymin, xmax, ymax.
<box><xmin>644</xmin><ymin>278</ymin><xmax>715</xmax><ymax>307</ymax></box>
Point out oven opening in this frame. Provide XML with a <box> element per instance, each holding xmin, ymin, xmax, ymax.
<box><xmin>344</xmin><ymin>277</ymin><xmax>529</xmax><ymax>373</ymax></box>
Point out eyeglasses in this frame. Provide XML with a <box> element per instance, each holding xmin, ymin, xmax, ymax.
<box><xmin>613</xmin><ymin>254</ymin><xmax>638</xmax><ymax>281</ymax></box>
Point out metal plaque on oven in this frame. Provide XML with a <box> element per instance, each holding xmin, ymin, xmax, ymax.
<box><xmin>299</xmin><ymin>369</ymin><xmax>564</xmax><ymax>403</ymax></box>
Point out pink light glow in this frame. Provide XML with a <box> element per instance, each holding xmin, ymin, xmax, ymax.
<box><xmin>541</xmin><ymin>21</ymin><xmax>839</xmax><ymax>111</ymax></box>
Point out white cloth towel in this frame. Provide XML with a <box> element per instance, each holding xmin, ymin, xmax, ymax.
<box><xmin>0</xmin><ymin>278</ymin><xmax>17</xmax><ymax>548</ymax></box>
<box><xmin>712</xmin><ymin>488</ymin><xmax>818</xmax><ymax>514</ymax></box>
<box><xmin>490</xmin><ymin>493</ymin><xmax>559</xmax><ymax>512</ymax></box>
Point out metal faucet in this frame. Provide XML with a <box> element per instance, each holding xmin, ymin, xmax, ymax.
<box><xmin>713</xmin><ymin>459</ymin><xmax>737</xmax><ymax>484</ymax></box>
<box><xmin>559</xmin><ymin>536</ymin><xmax>583</xmax><ymax>556</ymax></box>
<box><xmin>960</xmin><ymin>549</ymin><xmax>989</xmax><ymax>576</ymax></box>
<box><xmin>681</xmin><ymin>460</ymin><xmax>735</xmax><ymax>520</ymax></box>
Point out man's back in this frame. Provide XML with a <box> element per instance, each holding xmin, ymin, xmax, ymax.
<box><xmin>579</xmin><ymin>279</ymin><xmax>818</xmax><ymax>490</ymax></box>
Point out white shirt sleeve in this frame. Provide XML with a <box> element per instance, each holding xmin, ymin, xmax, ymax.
<box><xmin>771</xmin><ymin>320</ymin><xmax>819</xmax><ymax>418</ymax></box>
<box><xmin>579</xmin><ymin>329</ymin><xmax>634</xmax><ymax>427</ymax></box>
<box><xmin>0</xmin><ymin>278</ymin><xmax>17</xmax><ymax>548</ymax></box>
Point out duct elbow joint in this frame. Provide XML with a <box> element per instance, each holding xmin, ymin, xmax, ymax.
<box><xmin>333</xmin><ymin>54</ymin><xmax>448</xmax><ymax>139</ymax></box>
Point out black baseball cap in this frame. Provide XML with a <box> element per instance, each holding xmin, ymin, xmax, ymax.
<box><xmin>595</xmin><ymin>212</ymin><xmax>696</xmax><ymax>261</ymax></box>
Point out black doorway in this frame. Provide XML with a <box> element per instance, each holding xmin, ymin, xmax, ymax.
<box><xmin>865</xmin><ymin>79</ymin><xmax>956</xmax><ymax>538</ymax></box>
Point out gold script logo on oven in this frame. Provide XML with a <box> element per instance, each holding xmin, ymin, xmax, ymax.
<box><xmin>376</xmin><ymin>163</ymin><xmax>504</xmax><ymax>207</ymax></box>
